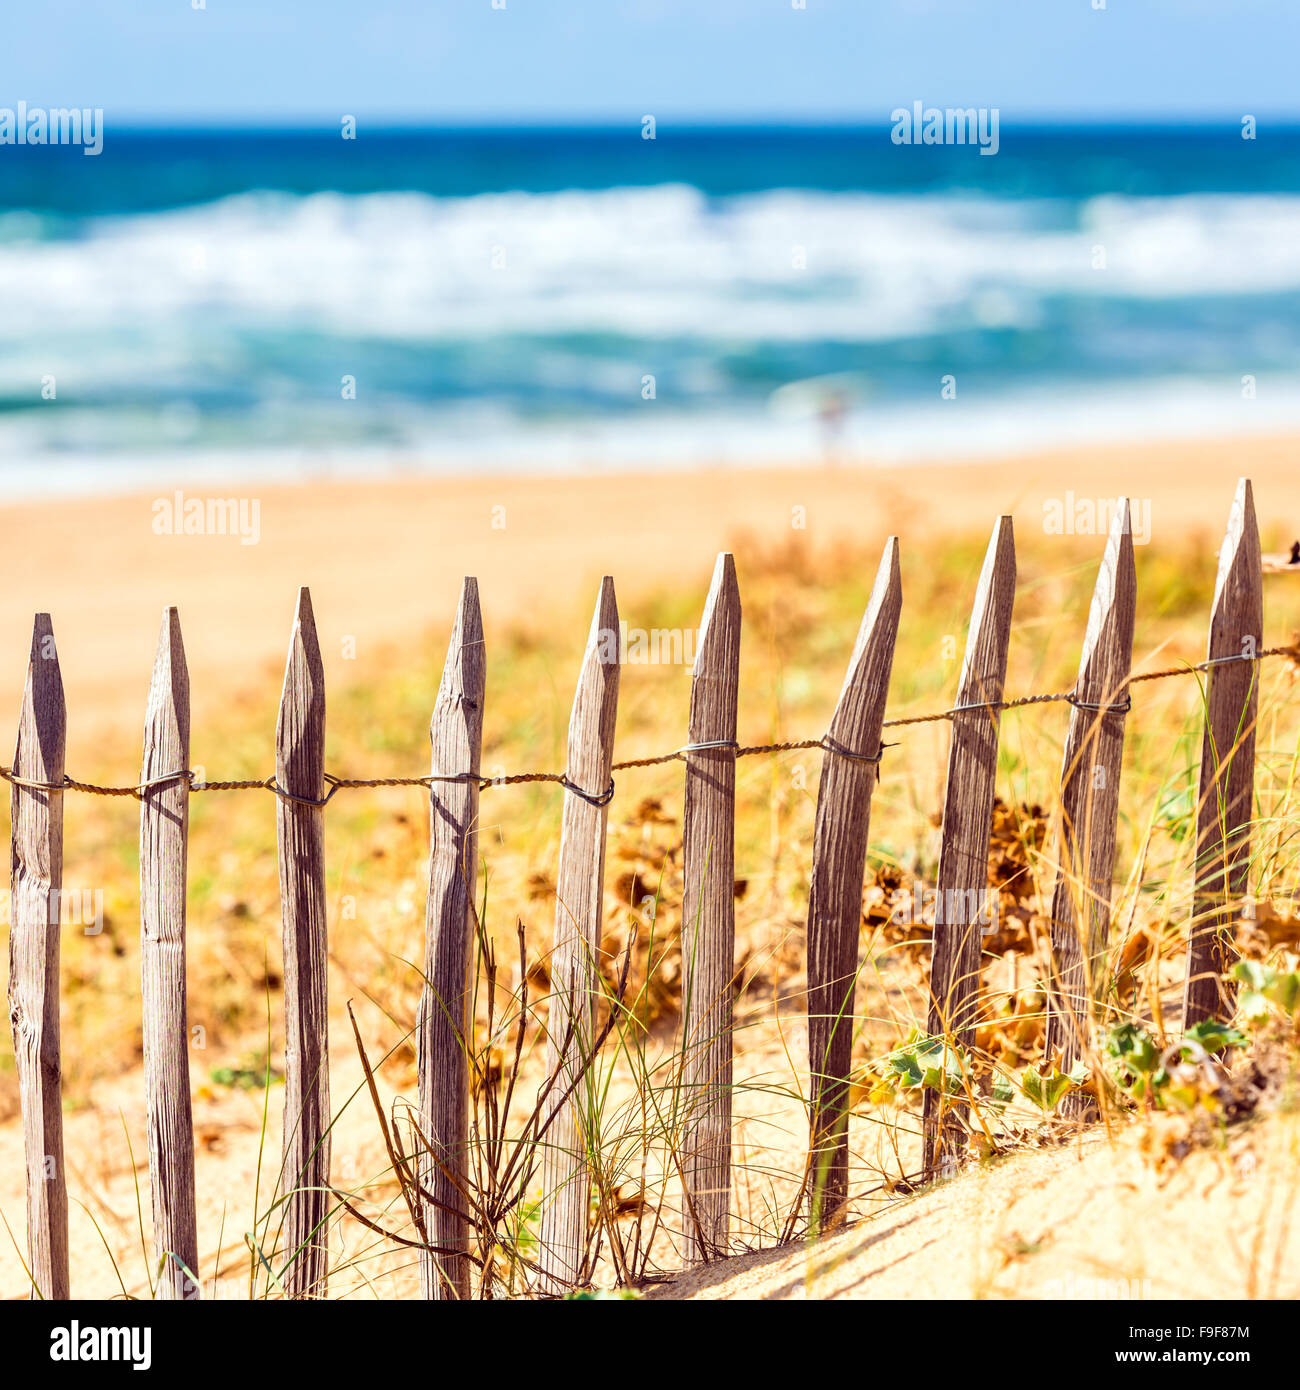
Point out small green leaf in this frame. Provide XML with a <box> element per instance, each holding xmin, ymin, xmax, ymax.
<box><xmin>1045</xmin><ymin>1072</ymin><xmax>1076</xmax><ymax>1109</ymax></box>
<box><xmin>1239</xmin><ymin>990</ymin><xmax>1271</xmax><ymax>1023</ymax></box>
<box><xmin>1266</xmin><ymin>972</ymin><xmax>1300</xmax><ymax>1015</ymax></box>
<box><xmin>1103</xmin><ymin>1022</ymin><xmax>1160</xmax><ymax>1073</ymax></box>
<box><xmin>1182</xmin><ymin>1020</ymin><xmax>1248</xmax><ymax>1054</ymax></box>
<box><xmin>1233</xmin><ymin>960</ymin><xmax>1272</xmax><ymax>993</ymax></box>
<box><xmin>1019</xmin><ymin>1061</ymin><xmax>1088</xmax><ymax>1112</ymax></box>
<box><xmin>1231</xmin><ymin>961</ymin><xmax>1300</xmax><ymax>1017</ymax></box>
<box><xmin>886</xmin><ymin>1049</ymin><xmax>924</xmax><ymax>1088</ymax></box>
<box><xmin>884</xmin><ymin>1034</ymin><xmax>965</xmax><ymax>1094</ymax></box>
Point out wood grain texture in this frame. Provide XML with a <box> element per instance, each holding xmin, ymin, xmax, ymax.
<box><xmin>536</xmin><ymin>577</ymin><xmax>621</xmax><ymax>1294</ymax></box>
<box><xmin>680</xmin><ymin>553</ymin><xmax>742</xmax><ymax>1264</ymax></box>
<box><xmin>7</xmin><ymin>613</ymin><xmax>68</xmax><ymax>1300</ymax></box>
<box><xmin>275</xmin><ymin>587</ymin><xmax>331</xmax><ymax>1298</ymax></box>
<box><xmin>139</xmin><ymin>607</ymin><xmax>199</xmax><ymax>1298</ymax></box>
<box><xmin>806</xmin><ymin>538</ymin><xmax>901</xmax><ymax>1224</ymax></box>
<box><xmin>418</xmin><ymin>578</ymin><xmax>485</xmax><ymax>1301</ymax></box>
<box><xmin>923</xmin><ymin>517</ymin><xmax>1016</xmax><ymax>1174</ymax></box>
<box><xmin>1183</xmin><ymin>478</ymin><xmax>1262</xmax><ymax>1032</ymax></box>
<box><xmin>1043</xmin><ymin>506</ymin><xmax>1136</xmax><ymax>1109</ymax></box>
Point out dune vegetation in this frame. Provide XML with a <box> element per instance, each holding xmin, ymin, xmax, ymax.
<box><xmin>3</xmin><ymin>515</ymin><xmax>1300</xmax><ymax>1298</ymax></box>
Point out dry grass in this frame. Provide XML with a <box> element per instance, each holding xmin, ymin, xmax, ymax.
<box><xmin>3</xmin><ymin>519</ymin><xmax>1300</xmax><ymax>1297</ymax></box>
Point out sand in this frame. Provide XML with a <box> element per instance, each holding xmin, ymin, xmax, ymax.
<box><xmin>2</xmin><ymin>432</ymin><xmax>1300</xmax><ymax>1300</ymax></box>
<box><xmin>5</xmin><ymin>1012</ymin><xmax>1296</xmax><ymax>1300</ymax></box>
<box><xmin>648</xmin><ymin>1106</ymin><xmax>1300</xmax><ymax>1301</ymax></box>
<box><xmin>2</xmin><ymin>433</ymin><xmax>1297</xmax><ymax>770</ymax></box>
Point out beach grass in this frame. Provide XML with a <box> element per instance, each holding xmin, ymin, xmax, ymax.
<box><xmin>3</xmin><ymin>515</ymin><xmax>1299</xmax><ymax>1297</ymax></box>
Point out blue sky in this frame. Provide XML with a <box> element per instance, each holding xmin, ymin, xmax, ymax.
<box><xmin>6</xmin><ymin>0</ymin><xmax>1299</xmax><ymax>124</ymax></box>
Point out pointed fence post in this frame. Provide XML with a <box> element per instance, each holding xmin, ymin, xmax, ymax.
<box><xmin>140</xmin><ymin>607</ymin><xmax>199</xmax><ymax>1298</ymax></box>
<box><xmin>7</xmin><ymin>614</ymin><xmax>69</xmax><ymax>1300</ymax></box>
<box><xmin>1183</xmin><ymin>479</ymin><xmax>1263</xmax><ymax>1032</ymax></box>
<box><xmin>537</xmin><ymin>577</ymin><xmax>621</xmax><ymax>1294</ymax></box>
<box><xmin>806</xmin><ymin>538</ymin><xmax>901</xmax><ymax>1227</ymax></box>
<box><xmin>1043</xmin><ymin>506</ymin><xmax>1136</xmax><ymax>1112</ymax></box>
<box><xmin>418</xmin><ymin>578</ymin><xmax>485</xmax><ymax>1301</ymax></box>
<box><xmin>276</xmin><ymin>587</ymin><xmax>331</xmax><ymax>1298</ymax></box>
<box><xmin>680</xmin><ymin>553</ymin><xmax>742</xmax><ymax>1265</ymax></box>
<box><xmin>923</xmin><ymin>517</ymin><xmax>1016</xmax><ymax>1176</ymax></box>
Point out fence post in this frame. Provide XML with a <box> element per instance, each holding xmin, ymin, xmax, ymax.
<box><xmin>537</xmin><ymin>576</ymin><xmax>621</xmax><ymax>1294</ymax></box>
<box><xmin>1183</xmin><ymin>478</ymin><xmax>1262</xmax><ymax>1032</ymax></box>
<box><xmin>7</xmin><ymin>613</ymin><xmax>69</xmax><ymax>1300</ymax></box>
<box><xmin>1043</xmin><ymin>505</ymin><xmax>1136</xmax><ymax>1112</ymax></box>
<box><xmin>140</xmin><ymin>607</ymin><xmax>199</xmax><ymax>1298</ymax></box>
<box><xmin>680</xmin><ymin>552</ymin><xmax>741</xmax><ymax>1265</ymax></box>
<box><xmin>923</xmin><ymin>516</ymin><xmax>1016</xmax><ymax>1176</ymax></box>
<box><xmin>275</xmin><ymin>587</ymin><xmax>331</xmax><ymax>1297</ymax></box>
<box><xmin>806</xmin><ymin>537</ymin><xmax>901</xmax><ymax>1227</ymax></box>
<box><xmin>419</xmin><ymin>578</ymin><xmax>485</xmax><ymax>1301</ymax></box>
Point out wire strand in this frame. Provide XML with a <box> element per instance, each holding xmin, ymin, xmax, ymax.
<box><xmin>1</xmin><ymin>642</ymin><xmax>1294</xmax><ymax>803</ymax></box>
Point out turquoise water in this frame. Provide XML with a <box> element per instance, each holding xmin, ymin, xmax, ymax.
<box><xmin>2</xmin><ymin>124</ymin><xmax>1298</xmax><ymax>492</ymax></box>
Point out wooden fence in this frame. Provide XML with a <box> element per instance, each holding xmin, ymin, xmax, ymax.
<box><xmin>4</xmin><ymin>478</ymin><xmax>1280</xmax><ymax>1298</ymax></box>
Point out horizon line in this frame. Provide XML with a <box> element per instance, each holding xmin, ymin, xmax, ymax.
<box><xmin>34</xmin><ymin>113</ymin><xmax>1300</xmax><ymax>133</ymax></box>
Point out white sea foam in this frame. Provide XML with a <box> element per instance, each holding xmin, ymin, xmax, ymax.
<box><xmin>2</xmin><ymin>186</ymin><xmax>1300</xmax><ymax>349</ymax></box>
<box><xmin>1</xmin><ymin>184</ymin><xmax>1297</xmax><ymax>493</ymax></box>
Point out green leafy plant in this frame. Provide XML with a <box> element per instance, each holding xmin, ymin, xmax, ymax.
<box><xmin>209</xmin><ymin>1050</ymin><xmax>280</xmax><ymax>1095</ymax></box>
<box><xmin>1233</xmin><ymin>960</ymin><xmax>1300</xmax><ymax>1020</ymax></box>
<box><xmin>881</xmin><ymin>1032</ymin><xmax>966</xmax><ymax>1097</ymax></box>
<box><xmin>1102</xmin><ymin>1021</ymin><xmax>1165</xmax><ymax>1100</ymax></box>
<box><xmin>1019</xmin><ymin>1060</ymin><xmax>1090</xmax><ymax>1113</ymax></box>
<box><xmin>1182</xmin><ymin>1019</ymin><xmax>1249</xmax><ymax>1055</ymax></box>
<box><xmin>1100</xmin><ymin>1019</ymin><xmax>1249</xmax><ymax>1110</ymax></box>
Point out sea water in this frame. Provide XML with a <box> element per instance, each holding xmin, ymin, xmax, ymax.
<box><xmin>1</xmin><ymin>124</ymin><xmax>1298</xmax><ymax>495</ymax></box>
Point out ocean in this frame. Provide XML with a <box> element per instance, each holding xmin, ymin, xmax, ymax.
<box><xmin>2</xmin><ymin>124</ymin><xmax>1299</xmax><ymax>495</ymax></box>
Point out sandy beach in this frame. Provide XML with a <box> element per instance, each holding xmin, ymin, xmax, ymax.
<box><xmin>2</xmin><ymin>432</ymin><xmax>1300</xmax><ymax>1302</ymax></box>
<box><xmin>2</xmin><ymin>433</ymin><xmax>1297</xmax><ymax>765</ymax></box>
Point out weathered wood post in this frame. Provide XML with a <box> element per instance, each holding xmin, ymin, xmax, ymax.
<box><xmin>140</xmin><ymin>607</ymin><xmax>200</xmax><ymax>1298</ymax></box>
<box><xmin>276</xmin><ymin>587</ymin><xmax>331</xmax><ymax>1297</ymax></box>
<box><xmin>537</xmin><ymin>577</ymin><xmax>621</xmax><ymax>1293</ymax></box>
<box><xmin>7</xmin><ymin>614</ymin><xmax>69</xmax><ymax>1300</ymax></box>
<box><xmin>680</xmin><ymin>553</ymin><xmax>742</xmax><ymax>1264</ymax></box>
<box><xmin>1043</xmin><ymin>505</ymin><xmax>1136</xmax><ymax>1113</ymax></box>
<box><xmin>419</xmin><ymin>578</ymin><xmax>485</xmax><ymax>1300</ymax></box>
<box><xmin>1183</xmin><ymin>478</ymin><xmax>1262</xmax><ymax>1032</ymax></box>
<box><xmin>806</xmin><ymin>538</ymin><xmax>901</xmax><ymax>1227</ymax></box>
<box><xmin>923</xmin><ymin>517</ymin><xmax>1016</xmax><ymax>1176</ymax></box>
